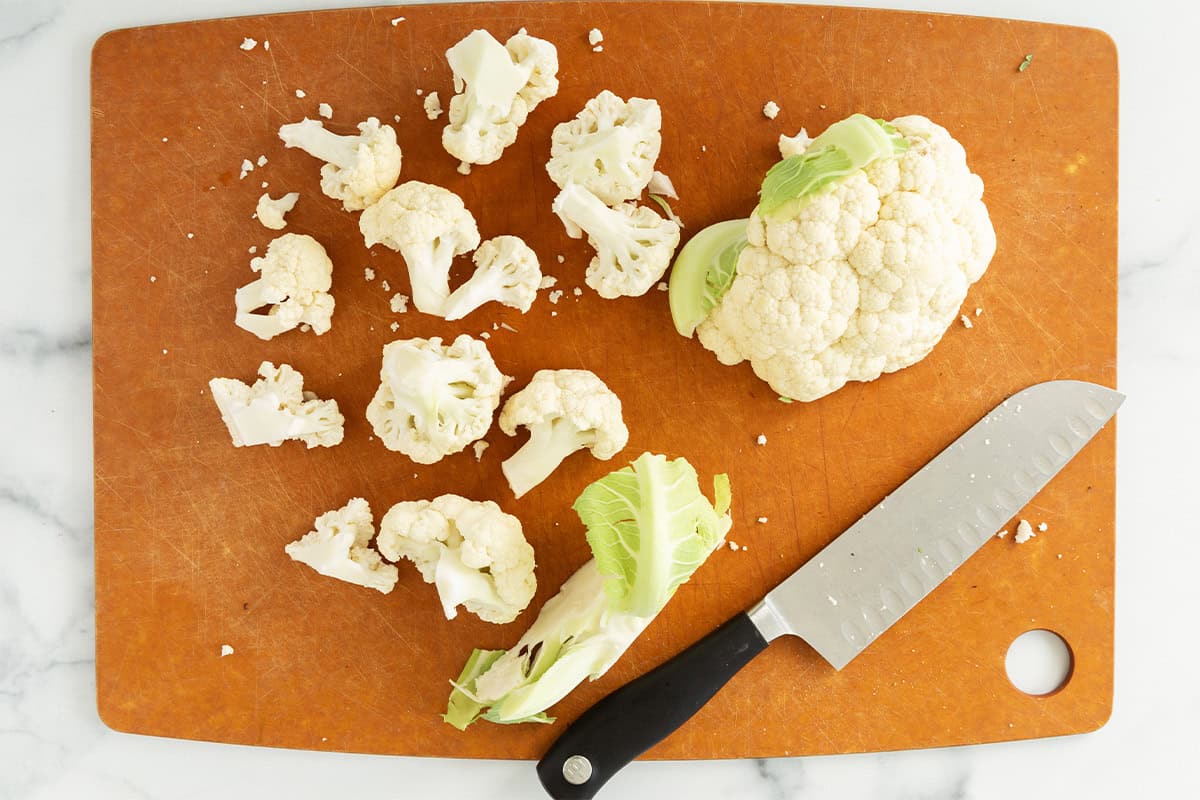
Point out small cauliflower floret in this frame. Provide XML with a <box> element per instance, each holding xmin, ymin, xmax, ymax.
<box><xmin>778</xmin><ymin>127</ymin><xmax>813</xmax><ymax>158</ymax></box>
<box><xmin>359</xmin><ymin>181</ymin><xmax>481</xmax><ymax>314</ymax></box>
<box><xmin>442</xmin><ymin>236</ymin><xmax>542</xmax><ymax>320</ymax></box>
<box><xmin>278</xmin><ymin>117</ymin><xmax>402</xmax><ymax>211</ymax></box>
<box><xmin>365</xmin><ymin>334</ymin><xmax>507</xmax><ymax>464</ymax></box>
<box><xmin>546</xmin><ymin>90</ymin><xmax>662</xmax><ymax>205</ymax></box>
<box><xmin>498</xmin><ymin>369</ymin><xmax>628</xmax><ymax>498</ymax></box>
<box><xmin>209</xmin><ymin>361</ymin><xmax>344</xmax><ymax>448</ymax></box>
<box><xmin>377</xmin><ymin>495</ymin><xmax>535</xmax><ymax>623</ymax></box>
<box><xmin>255</xmin><ymin>191</ymin><xmax>300</xmax><ymax>230</ymax></box>
<box><xmin>552</xmin><ymin>182</ymin><xmax>680</xmax><ymax>299</ymax></box>
<box><xmin>284</xmin><ymin>498</ymin><xmax>398</xmax><ymax>594</ymax></box>
<box><xmin>234</xmin><ymin>233</ymin><xmax>335</xmax><ymax>340</ymax></box>
<box><xmin>442</xmin><ymin>28</ymin><xmax>559</xmax><ymax>167</ymax></box>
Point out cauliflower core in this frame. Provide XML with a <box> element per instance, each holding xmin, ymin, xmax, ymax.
<box><xmin>700</xmin><ymin>115</ymin><xmax>996</xmax><ymax>401</ymax></box>
<box><xmin>499</xmin><ymin>369</ymin><xmax>629</xmax><ymax>498</ymax></box>
<box><xmin>234</xmin><ymin>233</ymin><xmax>335</xmax><ymax>340</ymax></box>
<box><xmin>366</xmin><ymin>334</ymin><xmax>508</xmax><ymax>464</ymax></box>
<box><xmin>359</xmin><ymin>181</ymin><xmax>480</xmax><ymax>314</ymax></box>
<box><xmin>209</xmin><ymin>361</ymin><xmax>344</xmax><ymax>448</ymax></box>
<box><xmin>442</xmin><ymin>235</ymin><xmax>542</xmax><ymax>320</ymax></box>
<box><xmin>278</xmin><ymin>117</ymin><xmax>402</xmax><ymax>211</ymax></box>
<box><xmin>285</xmin><ymin>498</ymin><xmax>398</xmax><ymax>593</ymax></box>
<box><xmin>442</xmin><ymin>28</ymin><xmax>559</xmax><ymax>167</ymax></box>
<box><xmin>546</xmin><ymin>90</ymin><xmax>662</xmax><ymax>205</ymax></box>
<box><xmin>377</xmin><ymin>495</ymin><xmax>536</xmax><ymax>623</ymax></box>
<box><xmin>552</xmin><ymin>182</ymin><xmax>680</xmax><ymax>298</ymax></box>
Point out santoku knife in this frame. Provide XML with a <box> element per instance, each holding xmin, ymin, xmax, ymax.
<box><xmin>537</xmin><ymin>379</ymin><xmax>1124</xmax><ymax>798</ymax></box>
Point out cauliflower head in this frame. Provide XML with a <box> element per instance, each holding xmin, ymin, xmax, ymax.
<box><xmin>442</xmin><ymin>235</ymin><xmax>542</xmax><ymax>321</ymax></box>
<box><xmin>278</xmin><ymin>117</ymin><xmax>402</xmax><ymax>211</ymax></box>
<box><xmin>365</xmin><ymin>334</ymin><xmax>508</xmax><ymax>464</ymax></box>
<box><xmin>697</xmin><ymin>114</ymin><xmax>996</xmax><ymax>401</ymax></box>
<box><xmin>546</xmin><ymin>90</ymin><xmax>663</xmax><ymax>205</ymax></box>
<box><xmin>377</xmin><ymin>494</ymin><xmax>536</xmax><ymax>624</ymax></box>
<box><xmin>442</xmin><ymin>28</ymin><xmax>559</xmax><ymax>166</ymax></box>
<box><xmin>552</xmin><ymin>182</ymin><xmax>681</xmax><ymax>299</ymax></box>
<box><xmin>284</xmin><ymin>497</ymin><xmax>398</xmax><ymax>594</ymax></box>
<box><xmin>234</xmin><ymin>233</ymin><xmax>335</xmax><ymax>340</ymax></box>
<box><xmin>498</xmin><ymin>369</ymin><xmax>629</xmax><ymax>498</ymax></box>
<box><xmin>209</xmin><ymin>361</ymin><xmax>344</xmax><ymax>448</ymax></box>
<box><xmin>359</xmin><ymin>181</ymin><xmax>481</xmax><ymax>314</ymax></box>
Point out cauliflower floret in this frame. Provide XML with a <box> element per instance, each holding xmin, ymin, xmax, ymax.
<box><xmin>546</xmin><ymin>90</ymin><xmax>662</xmax><ymax>205</ymax></box>
<box><xmin>442</xmin><ymin>28</ymin><xmax>559</xmax><ymax>167</ymax></box>
<box><xmin>359</xmin><ymin>181</ymin><xmax>481</xmax><ymax>314</ymax></box>
<box><xmin>498</xmin><ymin>369</ymin><xmax>628</xmax><ymax>498</ymax></box>
<box><xmin>278</xmin><ymin>117</ymin><xmax>402</xmax><ymax>211</ymax></box>
<box><xmin>209</xmin><ymin>361</ymin><xmax>344</xmax><ymax>448</ymax></box>
<box><xmin>698</xmin><ymin>114</ymin><xmax>996</xmax><ymax>401</ymax></box>
<box><xmin>255</xmin><ymin>191</ymin><xmax>300</xmax><ymax>230</ymax></box>
<box><xmin>234</xmin><ymin>233</ymin><xmax>335</xmax><ymax>340</ymax></box>
<box><xmin>376</xmin><ymin>495</ymin><xmax>535</xmax><ymax>623</ymax></box>
<box><xmin>284</xmin><ymin>498</ymin><xmax>398</xmax><ymax>593</ymax></box>
<box><xmin>442</xmin><ymin>236</ymin><xmax>542</xmax><ymax>320</ymax></box>
<box><xmin>365</xmin><ymin>334</ymin><xmax>508</xmax><ymax>464</ymax></box>
<box><xmin>552</xmin><ymin>182</ymin><xmax>681</xmax><ymax>299</ymax></box>
<box><xmin>778</xmin><ymin>127</ymin><xmax>813</xmax><ymax>158</ymax></box>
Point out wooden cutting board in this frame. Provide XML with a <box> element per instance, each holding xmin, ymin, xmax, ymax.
<box><xmin>92</xmin><ymin>2</ymin><xmax>1118</xmax><ymax>759</ymax></box>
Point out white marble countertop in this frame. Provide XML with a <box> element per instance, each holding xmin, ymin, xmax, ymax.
<box><xmin>2</xmin><ymin>0</ymin><xmax>1197</xmax><ymax>797</ymax></box>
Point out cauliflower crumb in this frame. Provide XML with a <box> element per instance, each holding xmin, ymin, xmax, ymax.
<box><xmin>656</xmin><ymin>282</ymin><xmax>669</xmax><ymax>292</ymax></box>
<box><xmin>1014</xmin><ymin>519</ymin><xmax>1036</xmax><ymax>544</ymax></box>
<box><xmin>389</xmin><ymin>321</ymin><xmax>400</xmax><ymax>332</ymax></box>
<box><xmin>588</xmin><ymin>28</ymin><xmax>604</xmax><ymax>46</ymax></box>
<box><xmin>961</xmin><ymin>314</ymin><xmax>974</xmax><ymax>329</ymax></box>
<box><xmin>757</xmin><ymin>516</ymin><xmax>768</xmax><ymax>524</ymax></box>
<box><xmin>299</xmin><ymin>323</ymin><xmax>311</xmax><ymax>333</ymax></box>
<box><xmin>149</xmin><ymin>275</ymin><xmax>157</xmax><ymax>283</ymax></box>
<box><xmin>161</xmin><ymin>137</ymin><xmax>168</xmax><ymax>143</ymax></box>
<box><xmin>248</xmin><ymin>246</ymin><xmax>257</xmax><ymax>254</ymax></box>
<box><xmin>295</xmin><ymin>88</ymin><xmax>306</xmax><ymax>98</ymax></box>
<box><xmin>975</xmin><ymin>307</ymin><xmax>983</xmax><ymax>316</ymax></box>
<box><xmin>457</xmin><ymin>160</ymin><xmax>473</xmax><ymax>175</ymax></box>
<box><xmin>239</xmin><ymin>38</ymin><xmax>257</xmax><ymax>51</ymax></box>
<box><xmin>423</xmin><ymin>91</ymin><xmax>443</xmax><ymax>120</ymax></box>
<box><xmin>539</xmin><ymin>275</ymin><xmax>557</xmax><ymax>289</ymax></box>
<box><xmin>499</xmin><ymin>322</ymin><xmax>518</xmax><ymax>333</ymax></box>
<box><xmin>727</xmin><ymin>541</ymin><xmax>739</xmax><ymax>552</ymax></box>
<box><xmin>755</xmin><ymin>434</ymin><xmax>767</xmax><ymax>446</ymax></box>
<box><xmin>1037</xmin><ymin>521</ymin><xmax>1048</xmax><ymax>532</ymax></box>
<box><xmin>381</xmin><ymin>279</ymin><xmax>391</xmax><ymax>292</ymax></box>
<box><xmin>220</xmin><ymin>644</ymin><xmax>235</xmax><ymax>657</ymax></box>
<box><xmin>592</xmin><ymin>45</ymin><xmax>604</xmax><ymax>53</ymax></box>
<box><xmin>701</xmin><ymin>144</ymin><xmax>707</xmax><ymax>152</ymax></box>
<box><xmin>260</xmin><ymin>181</ymin><xmax>269</xmax><ymax>189</ymax></box>
<box><xmin>256</xmin><ymin>155</ymin><xmax>268</xmax><ymax>167</ymax></box>
<box><xmin>551</xmin><ymin>311</ymin><xmax>558</xmax><ymax>317</ymax></box>
<box><xmin>364</xmin><ymin>266</ymin><xmax>375</xmax><ymax>281</ymax></box>
<box><xmin>548</xmin><ymin>289</ymin><xmax>564</xmax><ymax>304</ymax></box>
<box><xmin>162</xmin><ymin>348</ymin><xmax>168</xmax><ymax>355</ymax></box>
<box><xmin>763</xmin><ymin>100</ymin><xmax>781</xmax><ymax>119</ymax></box>
<box><xmin>390</xmin><ymin>16</ymin><xmax>405</xmax><ymax>25</ymax></box>
<box><xmin>264</xmin><ymin>40</ymin><xmax>270</xmax><ymax>51</ymax></box>
<box><xmin>239</xmin><ymin>158</ymin><xmax>254</xmax><ymax>179</ymax></box>
<box><xmin>393</xmin><ymin>114</ymin><xmax>401</xmax><ymax>123</ymax></box>
<box><xmin>572</xmin><ymin>287</ymin><xmax>582</xmax><ymax>297</ymax></box>
<box><xmin>556</xmin><ymin>254</ymin><xmax>565</xmax><ymax>264</ymax></box>
<box><xmin>480</xmin><ymin>331</ymin><xmax>491</xmax><ymax>339</ymax></box>
<box><xmin>997</xmin><ymin>529</ymin><xmax>1009</xmax><ymax>538</ymax></box>
<box><xmin>741</xmin><ymin>545</ymin><xmax>748</xmax><ymax>551</ymax></box>
<box><xmin>317</xmin><ymin>102</ymin><xmax>333</xmax><ymax>119</ymax></box>
<box><xmin>416</xmin><ymin>88</ymin><xmax>424</xmax><ymax>96</ymax></box>
<box><xmin>186</xmin><ymin>232</ymin><xmax>195</xmax><ymax>239</ymax></box>
<box><xmin>390</xmin><ymin>293</ymin><xmax>410</xmax><ymax>313</ymax></box>
<box><xmin>473</xmin><ymin>440</ymin><xmax>489</xmax><ymax>461</ymax></box>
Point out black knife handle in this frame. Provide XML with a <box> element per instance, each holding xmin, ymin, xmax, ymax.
<box><xmin>536</xmin><ymin>612</ymin><xmax>769</xmax><ymax>799</ymax></box>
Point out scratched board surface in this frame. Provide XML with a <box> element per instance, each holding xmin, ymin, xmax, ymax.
<box><xmin>92</xmin><ymin>3</ymin><xmax>1118</xmax><ymax>759</ymax></box>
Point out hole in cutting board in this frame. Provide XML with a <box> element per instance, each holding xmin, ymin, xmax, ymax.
<box><xmin>1005</xmin><ymin>629</ymin><xmax>1073</xmax><ymax>695</ymax></box>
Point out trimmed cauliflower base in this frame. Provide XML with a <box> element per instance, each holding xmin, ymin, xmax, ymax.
<box><xmin>365</xmin><ymin>334</ymin><xmax>508</xmax><ymax>464</ymax></box>
<box><xmin>285</xmin><ymin>497</ymin><xmax>399</xmax><ymax>593</ymax></box>
<box><xmin>699</xmin><ymin>115</ymin><xmax>996</xmax><ymax>401</ymax></box>
<box><xmin>209</xmin><ymin>361</ymin><xmax>344</xmax><ymax>448</ymax></box>
<box><xmin>234</xmin><ymin>233</ymin><xmax>335</xmax><ymax>340</ymax></box>
<box><xmin>377</xmin><ymin>495</ymin><xmax>536</xmax><ymax>623</ymax></box>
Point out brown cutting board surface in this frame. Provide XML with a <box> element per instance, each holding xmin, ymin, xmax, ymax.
<box><xmin>92</xmin><ymin>2</ymin><xmax>1118</xmax><ymax>759</ymax></box>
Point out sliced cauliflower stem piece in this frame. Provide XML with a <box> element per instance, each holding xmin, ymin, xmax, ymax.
<box><xmin>552</xmin><ymin>182</ymin><xmax>681</xmax><ymax>298</ymax></box>
<box><xmin>256</xmin><ymin>191</ymin><xmax>300</xmax><ymax>230</ymax></box>
<box><xmin>442</xmin><ymin>235</ymin><xmax>542</xmax><ymax>320</ymax></box>
<box><xmin>546</xmin><ymin>90</ymin><xmax>662</xmax><ymax>205</ymax></box>
<box><xmin>359</xmin><ymin>181</ymin><xmax>481</xmax><ymax>314</ymax></box>
<box><xmin>695</xmin><ymin>114</ymin><xmax>996</xmax><ymax>401</ymax></box>
<box><xmin>234</xmin><ymin>233</ymin><xmax>335</xmax><ymax>340</ymax></box>
<box><xmin>499</xmin><ymin>369</ymin><xmax>629</xmax><ymax>498</ymax></box>
<box><xmin>284</xmin><ymin>497</ymin><xmax>398</xmax><ymax>593</ymax></box>
<box><xmin>365</xmin><ymin>334</ymin><xmax>508</xmax><ymax>464</ymax></box>
<box><xmin>377</xmin><ymin>495</ymin><xmax>536</xmax><ymax>623</ymax></box>
<box><xmin>278</xmin><ymin>117</ymin><xmax>402</xmax><ymax>210</ymax></box>
<box><xmin>209</xmin><ymin>361</ymin><xmax>344</xmax><ymax>448</ymax></box>
<box><xmin>442</xmin><ymin>28</ymin><xmax>559</xmax><ymax>167</ymax></box>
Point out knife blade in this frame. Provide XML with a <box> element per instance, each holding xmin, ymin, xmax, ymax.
<box><xmin>537</xmin><ymin>380</ymin><xmax>1124</xmax><ymax>799</ymax></box>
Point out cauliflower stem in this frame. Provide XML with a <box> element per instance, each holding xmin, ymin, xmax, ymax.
<box><xmin>501</xmin><ymin>418</ymin><xmax>596</xmax><ymax>499</ymax></box>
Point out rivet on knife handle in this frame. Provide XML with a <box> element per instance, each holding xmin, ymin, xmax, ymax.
<box><xmin>536</xmin><ymin>612</ymin><xmax>769</xmax><ymax>799</ymax></box>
